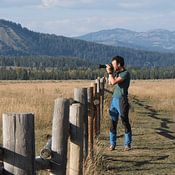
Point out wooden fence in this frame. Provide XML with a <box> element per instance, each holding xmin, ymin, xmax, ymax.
<box><xmin>0</xmin><ymin>77</ymin><xmax>106</xmax><ymax>175</ymax></box>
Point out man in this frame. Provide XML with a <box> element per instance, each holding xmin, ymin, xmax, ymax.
<box><xmin>106</xmin><ymin>55</ymin><xmax>132</xmax><ymax>151</ymax></box>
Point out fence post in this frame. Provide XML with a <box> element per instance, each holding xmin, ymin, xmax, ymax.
<box><xmin>96</xmin><ymin>78</ymin><xmax>101</xmax><ymax>136</ymax></box>
<box><xmin>87</xmin><ymin>87</ymin><xmax>94</xmax><ymax>159</ymax></box>
<box><xmin>100</xmin><ymin>77</ymin><xmax>105</xmax><ymax>119</ymax></box>
<box><xmin>74</xmin><ymin>88</ymin><xmax>88</xmax><ymax>161</ymax></box>
<box><xmin>69</xmin><ymin>103</ymin><xmax>83</xmax><ymax>175</ymax></box>
<box><xmin>50</xmin><ymin>98</ymin><xmax>70</xmax><ymax>175</ymax></box>
<box><xmin>3</xmin><ymin>113</ymin><xmax>35</xmax><ymax>175</ymax></box>
<box><xmin>91</xmin><ymin>82</ymin><xmax>97</xmax><ymax>137</ymax></box>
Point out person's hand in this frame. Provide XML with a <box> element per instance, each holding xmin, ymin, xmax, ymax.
<box><xmin>106</xmin><ymin>64</ymin><xmax>112</xmax><ymax>74</ymax></box>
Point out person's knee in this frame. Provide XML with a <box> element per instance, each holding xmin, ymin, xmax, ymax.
<box><xmin>109</xmin><ymin>109</ymin><xmax>118</xmax><ymax>121</ymax></box>
<box><xmin>110</xmin><ymin>127</ymin><xmax>116</xmax><ymax>133</ymax></box>
<box><xmin>121</xmin><ymin>117</ymin><xmax>131</xmax><ymax>131</ymax></box>
<box><xmin>110</xmin><ymin>120</ymin><xmax>117</xmax><ymax>133</ymax></box>
<box><xmin>121</xmin><ymin>116</ymin><xmax>129</xmax><ymax>124</ymax></box>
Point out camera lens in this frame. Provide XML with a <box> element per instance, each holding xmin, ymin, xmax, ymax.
<box><xmin>99</xmin><ymin>64</ymin><xmax>106</xmax><ymax>69</ymax></box>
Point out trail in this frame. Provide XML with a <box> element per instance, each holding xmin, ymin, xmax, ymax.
<box><xmin>96</xmin><ymin>95</ymin><xmax>175</xmax><ymax>175</ymax></box>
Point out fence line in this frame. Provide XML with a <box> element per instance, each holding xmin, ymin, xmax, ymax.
<box><xmin>0</xmin><ymin>77</ymin><xmax>106</xmax><ymax>175</ymax></box>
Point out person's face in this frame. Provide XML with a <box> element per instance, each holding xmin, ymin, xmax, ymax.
<box><xmin>112</xmin><ymin>60</ymin><xmax>120</xmax><ymax>71</ymax></box>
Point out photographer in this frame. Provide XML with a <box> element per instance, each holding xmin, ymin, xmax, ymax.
<box><xmin>106</xmin><ymin>55</ymin><xmax>132</xmax><ymax>151</ymax></box>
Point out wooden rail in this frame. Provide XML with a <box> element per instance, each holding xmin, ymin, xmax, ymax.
<box><xmin>0</xmin><ymin>77</ymin><xmax>105</xmax><ymax>175</ymax></box>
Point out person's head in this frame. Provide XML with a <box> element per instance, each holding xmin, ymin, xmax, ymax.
<box><xmin>111</xmin><ymin>55</ymin><xmax>125</xmax><ymax>71</ymax></box>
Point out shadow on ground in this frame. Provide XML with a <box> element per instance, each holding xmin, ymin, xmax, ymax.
<box><xmin>96</xmin><ymin>95</ymin><xmax>175</xmax><ymax>175</ymax></box>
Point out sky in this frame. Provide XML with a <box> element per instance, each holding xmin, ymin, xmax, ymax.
<box><xmin>0</xmin><ymin>0</ymin><xmax>175</xmax><ymax>37</ymax></box>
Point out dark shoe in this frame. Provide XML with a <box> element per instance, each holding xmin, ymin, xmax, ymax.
<box><xmin>109</xmin><ymin>145</ymin><xmax>115</xmax><ymax>151</ymax></box>
<box><xmin>124</xmin><ymin>145</ymin><xmax>131</xmax><ymax>151</ymax></box>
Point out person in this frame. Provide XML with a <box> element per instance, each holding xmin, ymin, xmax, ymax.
<box><xmin>106</xmin><ymin>55</ymin><xmax>132</xmax><ymax>151</ymax></box>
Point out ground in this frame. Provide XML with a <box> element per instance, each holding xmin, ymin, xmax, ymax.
<box><xmin>0</xmin><ymin>80</ymin><xmax>174</xmax><ymax>175</ymax></box>
<box><xmin>90</xmin><ymin>80</ymin><xmax>175</xmax><ymax>175</ymax></box>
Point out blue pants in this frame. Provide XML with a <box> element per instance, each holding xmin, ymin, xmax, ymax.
<box><xmin>109</xmin><ymin>97</ymin><xmax>132</xmax><ymax>147</ymax></box>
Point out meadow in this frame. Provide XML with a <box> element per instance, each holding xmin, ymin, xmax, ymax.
<box><xmin>94</xmin><ymin>79</ymin><xmax>175</xmax><ymax>175</ymax></box>
<box><xmin>129</xmin><ymin>79</ymin><xmax>175</xmax><ymax>113</ymax></box>
<box><xmin>0</xmin><ymin>79</ymin><xmax>174</xmax><ymax>174</ymax></box>
<box><xmin>0</xmin><ymin>80</ymin><xmax>92</xmax><ymax>154</ymax></box>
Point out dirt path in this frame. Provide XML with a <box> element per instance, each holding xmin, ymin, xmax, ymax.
<box><xmin>95</xmin><ymin>95</ymin><xmax>175</xmax><ymax>175</ymax></box>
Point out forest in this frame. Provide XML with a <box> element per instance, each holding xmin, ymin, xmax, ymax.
<box><xmin>0</xmin><ymin>56</ymin><xmax>174</xmax><ymax>80</ymax></box>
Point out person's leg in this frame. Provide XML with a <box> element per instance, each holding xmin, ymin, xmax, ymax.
<box><xmin>118</xmin><ymin>97</ymin><xmax>132</xmax><ymax>148</ymax></box>
<box><xmin>109</xmin><ymin>119</ymin><xmax>118</xmax><ymax>148</ymax></box>
<box><xmin>109</xmin><ymin>98</ymin><xmax>119</xmax><ymax>148</ymax></box>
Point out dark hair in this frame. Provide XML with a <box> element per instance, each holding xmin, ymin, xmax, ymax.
<box><xmin>112</xmin><ymin>55</ymin><xmax>125</xmax><ymax>67</ymax></box>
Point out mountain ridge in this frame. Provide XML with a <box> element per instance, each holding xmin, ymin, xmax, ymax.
<box><xmin>76</xmin><ymin>28</ymin><xmax>175</xmax><ymax>53</ymax></box>
<box><xmin>0</xmin><ymin>19</ymin><xmax>175</xmax><ymax>67</ymax></box>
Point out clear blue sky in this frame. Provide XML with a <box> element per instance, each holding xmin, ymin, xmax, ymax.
<box><xmin>0</xmin><ymin>0</ymin><xmax>175</xmax><ymax>37</ymax></box>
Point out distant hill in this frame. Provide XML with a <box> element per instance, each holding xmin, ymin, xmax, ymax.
<box><xmin>0</xmin><ymin>19</ymin><xmax>175</xmax><ymax>67</ymax></box>
<box><xmin>76</xmin><ymin>28</ymin><xmax>175</xmax><ymax>53</ymax></box>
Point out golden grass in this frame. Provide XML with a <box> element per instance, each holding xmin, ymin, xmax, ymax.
<box><xmin>129</xmin><ymin>79</ymin><xmax>175</xmax><ymax>112</ymax></box>
<box><xmin>0</xmin><ymin>80</ymin><xmax>92</xmax><ymax>153</ymax></box>
<box><xmin>0</xmin><ymin>79</ymin><xmax>174</xmax><ymax>175</ymax></box>
<box><xmin>94</xmin><ymin>79</ymin><xmax>175</xmax><ymax>175</ymax></box>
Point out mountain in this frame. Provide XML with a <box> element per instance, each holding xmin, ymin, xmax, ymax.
<box><xmin>0</xmin><ymin>19</ymin><xmax>175</xmax><ymax>67</ymax></box>
<box><xmin>76</xmin><ymin>28</ymin><xmax>175</xmax><ymax>53</ymax></box>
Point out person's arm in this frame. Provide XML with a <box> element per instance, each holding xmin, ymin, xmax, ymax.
<box><xmin>108</xmin><ymin>74</ymin><xmax>123</xmax><ymax>85</ymax></box>
<box><xmin>106</xmin><ymin>64</ymin><xmax>124</xmax><ymax>85</ymax></box>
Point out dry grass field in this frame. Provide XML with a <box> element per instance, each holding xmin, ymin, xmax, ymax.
<box><xmin>0</xmin><ymin>80</ymin><xmax>92</xmax><ymax>154</ymax></box>
<box><xmin>92</xmin><ymin>79</ymin><xmax>175</xmax><ymax>175</ymax></box>
<box><xmin>0</xmin><ymin>79</ymin><xmax>174</xmax><ymax>175</ymax></box>
<box><xmin>129</xmin><ymin>79</ymin><xmax>175</xmax><ymax>113</ymax></box>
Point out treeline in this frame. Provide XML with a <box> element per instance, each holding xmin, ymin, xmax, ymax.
<box><xmin>0</xmin><ymin>56</ymin><xmax>93</xmax><ymax>69</ymax></box>
<box><xmin>0</xmin><ymin>67</ymin><xmax>174</xmax><ymax>80</ymax></box>
<box><xmin>1</xmin><ymin>55</ymin><xmax>175</xmax><ymax>71</ymax></box>
<box><xmin>128</xmin><ymin>67</ymin><xmax>175</xmax><ymax>79</ymax></box>
<box><xmin>0</xmin><ymin>67</ymin><xmax>104</xmax><ymax>80</ymax></box>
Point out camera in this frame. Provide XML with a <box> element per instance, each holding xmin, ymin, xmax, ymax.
<box><xmin>99</xmin><ymin>64</ymin><xmax>107</xmax><ymax>68</ymax></box>
<box><xmin>99</xmin><ymin>63</ymin><xmax>114</xmax><ymax>73</ymax></box>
